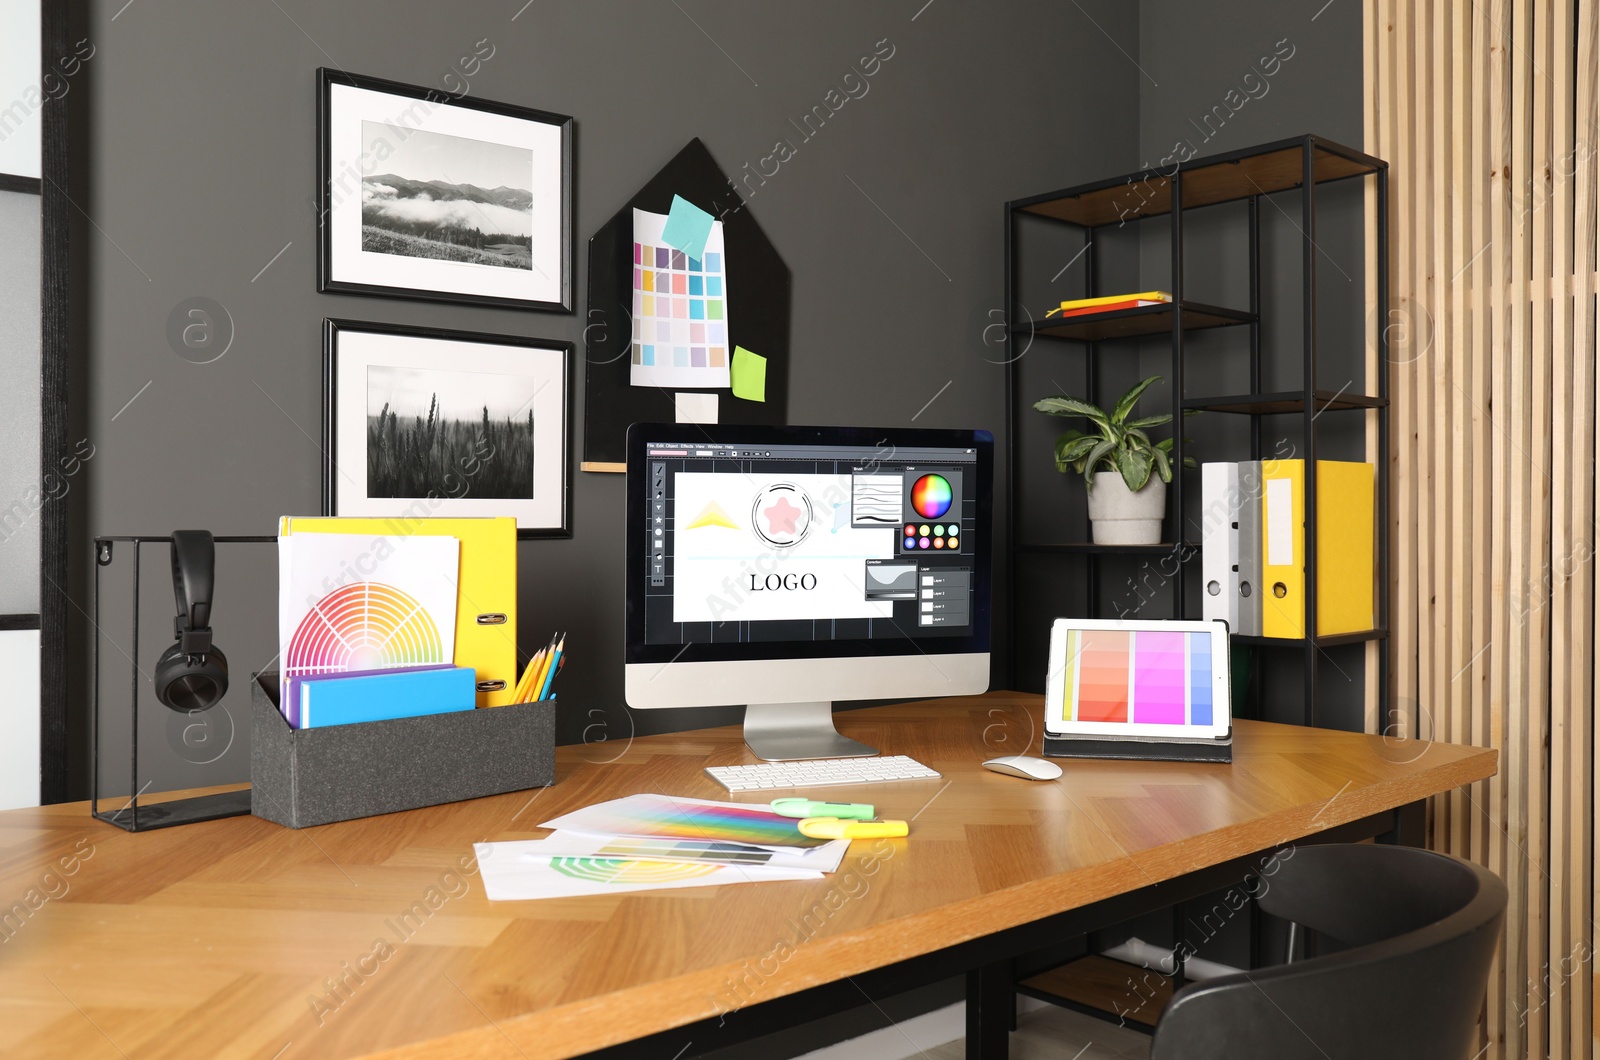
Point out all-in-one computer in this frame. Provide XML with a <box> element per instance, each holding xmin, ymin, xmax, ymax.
<box><xmin>624</xmin><ymin>423</ymin><xmax>992</xmax><ymax>763</ymax></box>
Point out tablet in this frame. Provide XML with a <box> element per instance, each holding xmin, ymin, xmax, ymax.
<box><xmin>1044</xmin><ymin>618</ymin><xmax>1231</xmax><ymax>740</ymax></box>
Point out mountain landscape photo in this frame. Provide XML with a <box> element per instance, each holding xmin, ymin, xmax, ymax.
<box><xmin>361</xmin><ymin>122</ymin><xmax>535</xmax><ymax>270</ymax></box>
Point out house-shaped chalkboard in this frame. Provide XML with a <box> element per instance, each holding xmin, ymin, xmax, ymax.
<box><xmin>581</xmin><ymin>138</ymin><xmax>790</xmax><ymax>470</ymax></box>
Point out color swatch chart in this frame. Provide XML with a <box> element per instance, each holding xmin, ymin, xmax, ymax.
<box><xmin>630</xmin><ymin>207</ymin><xmax>731</xmax><ymax>389</ymax></box>
<box><xmin>1060</xmin><ymin>629</ymin><xmax>1213</xmax><ymax>725</ymax></box>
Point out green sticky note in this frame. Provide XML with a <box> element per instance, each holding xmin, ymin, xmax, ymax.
<box><xmin>731</xmin><ymin>346</ymin><xmax>766</xmax><ymax>403</ymax></box>
<box><xmin>661</xmin><ymin>194</ymin><xmax>715</xmax><ymax>261</ymax></box>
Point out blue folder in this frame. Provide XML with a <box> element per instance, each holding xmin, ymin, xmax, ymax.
<box><xmin>296</xmin><ymin>666</ymin><xmax>477</xmax><ymax>729</ymax></box>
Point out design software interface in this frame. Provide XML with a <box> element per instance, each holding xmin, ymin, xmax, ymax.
<box><xmin>642</xmin><ymin>439</ymin><xmax>980</xmax><ymax>645</ymax></box>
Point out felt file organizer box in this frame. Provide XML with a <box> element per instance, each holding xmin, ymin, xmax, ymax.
<box><xmin>251</xmin><ymin>673</ymin><xmax>554</xmax><ymax>828</ymax></box>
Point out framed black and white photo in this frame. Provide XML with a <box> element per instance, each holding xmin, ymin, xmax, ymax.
<box><xmin>323</xmin><ymin>319</ymin><xmax>571</xmax><ymax>537</ymax></box>
<box><xmin>317</xmin><ymin>69</ymin><xmax>573</xmax><ymax>312</ymax></box>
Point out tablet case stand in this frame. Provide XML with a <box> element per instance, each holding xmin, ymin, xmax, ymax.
<box><xmin>1042</xmin><ymin>731</ymin><xmax>1233</xmax><ymax>763</ymax></box>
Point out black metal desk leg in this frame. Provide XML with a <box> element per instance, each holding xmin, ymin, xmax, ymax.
<box><xmin>1377</xmin><ymin>799</ymin><xmax>1426</xmax><ymax>846</ymax></box>
<box><xmin>966</xmin><ymin>960</ymin><xmax>1013</xmax><ymax>1059</ymax></box>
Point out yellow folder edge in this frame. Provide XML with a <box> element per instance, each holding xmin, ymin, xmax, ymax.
<box><xmin>1316</xmin><ymin>462</ymin><xmax>1375</xmax><ymax>636</ymax></box>
<box><xmin>1260</xmin><ymin>460</ymin><xmax>1306</xmax><ymax>639</ymax></box>
<box><xmin>280</xmin><ymin>516</ymin><xmax>519</xmax><ymax>707</ymax></box>
<box><xmin>1258</xmin><ymin>461</ymin><xmax>1375</xmax><ymax>638</ymax></box>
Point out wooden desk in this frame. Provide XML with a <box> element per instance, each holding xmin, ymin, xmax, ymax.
<box><xmin>0</xmin><ymin>692</ymin><xmax>1494</xmax><ymax>1060</ymax></box>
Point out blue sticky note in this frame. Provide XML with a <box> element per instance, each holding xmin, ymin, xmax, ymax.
<box><xmin>661</xmin><ymin>195</ymin><xmax>715</xmax><ymax>262</ymax></box>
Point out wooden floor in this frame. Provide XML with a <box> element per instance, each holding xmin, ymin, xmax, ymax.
<box><xmin>925</xmin><ymin>1005</ymin><xmax>1152</xmax><ymax>1060</ymax></box>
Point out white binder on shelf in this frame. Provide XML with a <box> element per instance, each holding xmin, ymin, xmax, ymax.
<box><xmin>1234</xmin><ymin>460</ymin><xmax>1263</xmax><ymax>637</ymax></box>
<box><xmin>1200</xmin><ymin>462</ymin><xmax>1240</xmax><ymax>630</ymax></box>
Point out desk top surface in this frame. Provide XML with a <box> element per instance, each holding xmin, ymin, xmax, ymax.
<box><xmin>0</xmin><ymin>692</ymin><xmax>1495</xmax><ymax>1060</ymax></box>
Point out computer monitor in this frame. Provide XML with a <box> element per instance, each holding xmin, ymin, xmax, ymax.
<box><xmin>625</xmin><ymin>423</ymin><xmax>992</xmax><ymax>760</ymax></box>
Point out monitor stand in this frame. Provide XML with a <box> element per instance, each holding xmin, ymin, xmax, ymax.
<box><xmin>743</xmin><ymin>701</ymin><xmax>877</xmax><ymax>761</ymax></box>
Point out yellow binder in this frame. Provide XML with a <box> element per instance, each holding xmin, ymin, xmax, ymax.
<box><xmin>279</xmin><ymin>516</ymin><xmax>518</xmax><ymax>706</ymax></box>
<box><xmin>1260</xmin><ymin>460</ymin><xmax>1374</xmax><ymax>639</ymax></box>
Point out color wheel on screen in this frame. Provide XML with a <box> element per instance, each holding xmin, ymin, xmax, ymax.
<box><xmin>285</xmin><ymin>581</ymin><xmax>445</xmax><ymax>678</ymax></box>
<box><xmin>910</xmin><ymin>474</ymin><xmax>953</xmax><ymax>519</ymax></box>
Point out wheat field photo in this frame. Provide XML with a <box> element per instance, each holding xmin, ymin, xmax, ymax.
<box><xmin>365</xmin><ymin>364</ymin><xmax>537</xmax><ymax>500</ymax></box>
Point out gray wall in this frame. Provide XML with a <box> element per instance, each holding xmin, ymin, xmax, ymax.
<box><xmin>70</xmin><ymin>0</ymin><xmax>1145</xmax><ymax>794</ymax></box>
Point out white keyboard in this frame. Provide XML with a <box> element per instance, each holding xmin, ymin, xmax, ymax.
<box><xmin>707</xmin><ymin>755</ymin><xmax>942</xmax><ymax>792</ymax></box>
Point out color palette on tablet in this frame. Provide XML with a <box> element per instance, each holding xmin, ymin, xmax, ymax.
<box><xmin>1058</xmin><ymin>629</ymin><xmax>1213</xmax><ymax>725</ymax></box>
<box><xmin>629</xmin><ymin>207</ymin><xmax>731</xmax><ymax>390</ymax></box>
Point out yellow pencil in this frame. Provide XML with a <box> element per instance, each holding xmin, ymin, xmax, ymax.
<box><xmin>515</xmin><ymin>648</ymin><xmax>546</xmax><ymax>703</ymax></box>
<box><xmin>522</xmin><ymin>633</ymin><xmax>559</xmax><ymax>703</ymax></box>
<box><xmin>516</xmin><ymin>635</ymin><xmax>556</xmax><ymax>702</ymax></box>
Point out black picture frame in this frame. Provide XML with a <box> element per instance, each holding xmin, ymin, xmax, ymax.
<box><xmin>316</xmin><ymin>68</ymin><xmax>574</xmax><ymax>313</ymax></box>
<box><xmin>322</xmin><ymin>318</ymin><xmax>572</xmax><ymax>539</ymax></box>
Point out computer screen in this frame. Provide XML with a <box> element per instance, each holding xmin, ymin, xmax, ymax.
<box><xmin>624</xmin><ymin>423</ymin><xmax>991</xmax><ymax>759</ymax></box>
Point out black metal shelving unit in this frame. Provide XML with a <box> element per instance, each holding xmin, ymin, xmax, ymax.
<box><xmin>1003</xmin><ymin>133</ymin><xmax>1390</xmax><ymax>729</ymax></box>
<box><xmin>1001</xmin><ymin>134</ymin><xmax>1392</xmax><ymax>1031</ymax></box>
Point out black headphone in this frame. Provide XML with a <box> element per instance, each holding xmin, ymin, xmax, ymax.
<box><xmin>154</xmin><ymin>530</ymin><xmax>229</xmax><ymax>713</ymax></box>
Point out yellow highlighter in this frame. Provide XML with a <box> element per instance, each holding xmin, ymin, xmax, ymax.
<box><xmin>797</xmin><ymin>817</ymin><xmax>909</xmax><ymax>840</ymax></box>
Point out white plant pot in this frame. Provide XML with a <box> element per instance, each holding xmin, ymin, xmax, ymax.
<box><xmin>1086</xmin><ymin>472</ymin><xmax>1166</xmax><ymax>545</ymax></box>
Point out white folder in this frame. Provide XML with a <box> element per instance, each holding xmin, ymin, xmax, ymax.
<box><xmin>1201</xmin><ymin>463</ymin><xmax>1241</xmax><ymax>630</ymax></box>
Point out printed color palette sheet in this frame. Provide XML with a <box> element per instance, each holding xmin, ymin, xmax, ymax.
<box><xmin>541</xmin><ymin>794</ymin><xmax>830</xmax><ymax>848</ymax></box>
<box><xmin>630</xmin><ymin>208</ymin><xmax>731</xmax><ymax>389</ymax></box>
<box><xmin>1060</xmin><ymin>629</ymin><xmax>1213</xmax><ymax>726</ymax></box>
<box><xmin>473</xmin><ymin>842</ymin><xmax>821</xmax><ymax>901</ymax></box>
<box><xmin>485</xmin><ymin>831</ymin><xmax>848</xmax><ymax>873</ymax></box>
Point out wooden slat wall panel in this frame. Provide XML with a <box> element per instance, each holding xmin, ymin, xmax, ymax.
<box><xmin>1366</xmin><ymin>2</ymin><xmax>1597</xmax><ymax>1056</ymax></box>
<box><xmin>1575</xmin><ymin>4</ymin><xmax>1599</xmax><ymax>1058</ymax></box>
<box><xmin>1394</xmin><ymin>0</ymin><xmax>1420</xmax><ymax>755</ymax></box>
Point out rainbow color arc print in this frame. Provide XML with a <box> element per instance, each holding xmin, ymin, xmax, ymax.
<box><xmin>541</xmin><ymin>794</ymin><xmax>829</xmax><ymax>848</ymax></box>
<box><xmin>909</xmin><ymin>474</ymin><xmax>953</xmax><ymax>519</ymax></box>
<box><xmin>1060</xmin><ymin>629</ymin><xmax>1214</xmax><ymax>726</ymax></box>
<box><xmin>547</xmin><ymin>857</ymin><xmax>721</xmax><ymax>884</ymax></box>
<box><xmin>285</xmin><ymin>581</ymin><xmax>445</xmax><ymax>678</ymax></box>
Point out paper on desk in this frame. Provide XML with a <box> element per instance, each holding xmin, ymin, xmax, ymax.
<box><xmin>474</xmin><ymin>843</ymin><xmax>822</xmax><ymax>900</ymax></box>
<box><xmin>540</xmin><ymin>794</ymin><xmax>830</xmax><ymax>848</ymax></box>
<box><xmin>499</xmin><ymin>830</ymin><xmax>850</xmax><ymax>873</ymax></box>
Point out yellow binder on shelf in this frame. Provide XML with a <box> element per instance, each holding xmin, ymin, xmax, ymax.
<box><xmin>279</xmin><ymin>516</ymin><xmax>518</xmax><ymax>706</ymax></box>
<box><xmin>1259</xmin><ymin>460</ymin><xmax>1374</xmax><ymax>639</ymax></box>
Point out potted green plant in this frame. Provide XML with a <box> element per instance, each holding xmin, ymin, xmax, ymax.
<box><xmin>1033</xmin><ymin>375</ymin><xmax>1194</xmax><ymax>545</ymax></box>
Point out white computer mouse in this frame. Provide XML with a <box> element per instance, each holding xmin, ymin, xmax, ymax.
<box><xmin>982</xmin><ymin>755</ymin><xmax>1063</xmax><ymax>781</ymax></box>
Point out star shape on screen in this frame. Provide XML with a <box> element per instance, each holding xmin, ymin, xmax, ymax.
<box><xmin>763</xmin><ymin>496</ymin><xmax>803</xmax><ymax>535</ymax></box>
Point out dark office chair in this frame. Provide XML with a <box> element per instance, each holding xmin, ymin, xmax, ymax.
<box><xmin>1149</xmin><ymin>844</ymin><xmax>1506</xmax><ymax>1060</ymax></box>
